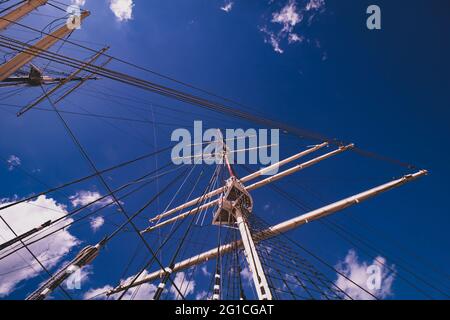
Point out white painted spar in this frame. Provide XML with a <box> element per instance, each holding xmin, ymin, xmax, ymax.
<box><xmin>148</xmin><ymin>142</ymin><xmax>328</xmax><ymax>223</ymax></box>
<box><xmin>142</xmin><ymin>144</ymin><xmax>353</xmax><ymax>233</ymax></box>
<box><xmin>110</xmin><ymin>170</ymin><xmax>427</xmax><ymax>294</ymax></box>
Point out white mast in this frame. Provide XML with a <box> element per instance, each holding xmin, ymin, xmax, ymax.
<box><xmin>214</xmin><ymin>132</ymin><xmax>273</xmax><ymax>300</ymax></box>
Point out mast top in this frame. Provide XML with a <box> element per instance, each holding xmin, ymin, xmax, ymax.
<box><xmin>212</xmin><ymin>177</ymin><xmax>253</xmax><ymax>226</ymax></box>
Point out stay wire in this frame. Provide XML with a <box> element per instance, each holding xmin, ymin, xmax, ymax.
<box><xmin>0</xmin><ymin>144</ymin><xmax>173</xmax><ymax>212</ymax></box>
<box><xmin>114</xmin><ymin>166</ymin><xmax>207</xmax><ymax>300</ymax></box>
<box><xmin>0</xmin><ymin>163</ymin><xmax>181</xmax><ymax>264</ymax></box>
<box><xmin>251</xmin><ymin>214</ymin><xmax>378</xmax><ymax>300</ymax></box>
<box><xmin>0</xmin><ymin>33</ymin><xmax>417</xmax><ymax>170</ymax></box>
<box><xmin>40</xmin><ymin>84</ymin><xmax>188</xmax><ymax>299</ymax></box>
<box><xmin>153</xmin><ymin>164</ymin><xmax>222</xmax><ymax>300</ymax></box>
<box><xmin>0</xmin><ymin>160</ymin><xmax>177</xmax><ymax>254</ymax></box>
<box><xmin>0</xmin><ymin>216</ymin><xmax>73</xmax><ymax>300</ymax></box>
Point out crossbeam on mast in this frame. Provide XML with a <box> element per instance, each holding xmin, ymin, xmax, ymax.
<box><xmin>0</xmin><ymin>0</ymin><xmax>48</xmax><ymax>31</ymax></box>
<box><xmin>17</xmin><ymin>46</ymin><xmax>109</xmax><ymax>116</ymax></box>
<box><xmin>53</xmin><ymin>57</ymin><xmax>113</xmax><ymax>104</ymax></box>
<box><xmin>109</xmin><ymin>170</ymin><xmax>427</xmax><ymax>295</ymax></box>
<box><xmin>142</xmin><ymin>144</ymin><xmax>353</xmax><ymax>233</ymax></box>
<box><xmin>0</xmin><ymin>10</ymin><xmax>90</xmax><ymax>82</ymax></box>
<box><xmin>149</xmin><ymin>142</ymin><xmax>328</xmax><ymax>223</ymax></box>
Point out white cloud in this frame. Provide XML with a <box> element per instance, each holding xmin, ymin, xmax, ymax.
<box><xmin>335</xmin><ymin>249</ymin><xmax>396</xmax><ymax>300</ymax></box>
<box><xmin>71</xmin><ymin>0</ymin><xmax>86</xmax><ymax>6</ymax></box>
<box><xmin>272</xmin><ymin>0</ymin><xmax>302</xmax><ymax>33</ymax></box>
<box><xmin>288</xmin><ymin>33</ymin><xmax>304</xmax><ymax>43</ymax></box>
<box><xmin>305</xmin><ymin>0</ymin><xmax>325</xmax><ymax>11</ymax></box>
<box><xmin>259</xmin><ymin>27</ymin><xmax>283</xmax><ymax>54</ymax></box>
<box><xmin>195</xmin><ymin>290</ymin><xmax>209</xmax><ymax>300</ymax></box>
<box><xmin>241</xmin><ymin>266</ymin><xmax>253</xmax><ymax>283</ymax></box>
<box><xmin>260</xmin><ymin>0</ymin><xmax>326</xmax><ymax>54</ymax></box>
<box><xmin>220</xmin><ymin>1</ymin><xmax>234</xmax><ymax>13</ymax></box>
<box><xmin>201</xmin><ymin>265</ymin><xmax>211</xmax><ymax>277</ymax></box>
<box><xmin>84</xmin><ymin>270</ymin><xmax>157</xmax><ymax>300</ymax></box>
<box><xmin>89</xmin><ymin>216</ymin><xmax>105</xmax><ymax>232</ymax></box>
<box><xmin>109</xmin><ymin>0</ymin><xmax>134</xmax><ymax>22</ymax></box>
<box><xmin>170</xmin><ymin>271</ymin><xmax>196</xmax><ymax>300</ymax></box>
<box><xmin>85</xmin><ymin>270</ymin><xmax>196</xmax><ymax>300</ymax></box>
<box><xmin>83</xmin><ymin>284</ymin><xmax>114</xmax><ymax>300</ymax></box>
<box><xmin>6</xmin><ymin>155</ymin><xmax>21</xmax><ymax>171</ymax></box>
<box><xmin>69</xmin><ymin>190</ymin><xmax>116</xmax><ymax>210</ymax></box>
<box><xmin>71</xmin><ymin>0</ymin><xmax>134</xmax><ymax>22</ymax></box>
<box><xmin>0</xmin><ymin>195</ymin><xmax>79</xmax><ymax>297</ymax></box>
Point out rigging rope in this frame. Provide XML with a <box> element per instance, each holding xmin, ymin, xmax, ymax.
<box><xmin>0</xmin><ymin>34</ymin><xmax>418</xmax><ymax>171</ymax></box>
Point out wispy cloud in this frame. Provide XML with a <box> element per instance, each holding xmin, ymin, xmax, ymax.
<box><xmin>272</xmin><ymin>0</ymin><xmax>303</xmax><ymax>33</ymax></box>
<box><xmin>241</xmin><ymin>266</ymin><xmax>253</xmax><ymax>283</ymax></box>
<box><xmin>69</xmin><ymin>190</ymin><xmax>120</xmax><ymax>210</ymax></box>
<box><xmin>6</xmin><ymin>155</ymin><xmax>21</xmax><ymax>171</ymax></box>
<box><xmin>195</xmin><ymin>290</ymin><xmax>209</xmax><ymax>300</ymax></box>
<box><xmin>86</xmin><ymin>270</ymin><xmax>196</xmax><ymax>300</ymax></box>
<box><xmin>220</xmin><ymin>1</ymin><xmax>234</xmax><ymax>13</ymax></box>
<box><xmin>259</xmin><ymin>27</ymin><xmax>284</xmax><ymax>54</ymax></box>
<box><xmin>288</xmin><ymin>33</ymin><xmax>304</xmax><ymax>44</ymax></box>
<box><xmin>71</xmin><ymin>0</ymin><xmax>86</xmax><ymax>6</ymax></box>
<box><xmin>305</xmin><ymin>0</ymin><xmax>325</xmax><ymax>11</ymax></box>
<box><xmin>90</xmin><ymin>216</ymin><xmax>105</xmax><ymax>232</ymax></box>
<box><xmin>260</xmin><ymin>0</ymin><xmax>326</xmax><ymax>54</ymax></box>
<box><xmin>201</xmin><ymin>265</ymin><xmax>211</xmax><ymax>277</ymax></box>
<box><xmin>84</xmin><ymin>270</ymin><xmax>157</xmax><ymax>300</ymax></box>
<box><xmin>170</xmin><ymin>271</ymin><xmax>196</xmax><ymax>300</ymax></box>
<box><xmin>335</xmin><ymin>249</ymin><xmax>396</xmax><ymax>300</ymax></box>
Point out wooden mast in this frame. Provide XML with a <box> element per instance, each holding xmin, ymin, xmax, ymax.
<box><xmin>0</xmin><ymin>0</ymin><xmax>48</xmax><ymax>31</ymax></box>
<box><xmin>17</xmin><ymin>46</ymin><xmax>109</xmax><ymax>116</ymax></box>
<box><xmin>0</xmin><ymin>10</ymin><xmax>90</xmax><ymax>81</ymax></box>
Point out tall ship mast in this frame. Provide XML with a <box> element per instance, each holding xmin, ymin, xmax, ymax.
<box><xmin>0</xmin><ymin>1</ymin><xmax>444</xmax><ymax>302</ymax></box>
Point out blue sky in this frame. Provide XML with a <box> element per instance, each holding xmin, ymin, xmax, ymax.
<box><xmin>0</xmin><ymin>0</ymin><xmax>449</xmax><ymax>300</ymax></box>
